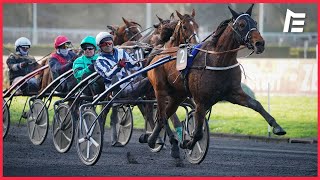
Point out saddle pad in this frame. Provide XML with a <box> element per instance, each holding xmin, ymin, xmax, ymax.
<box><xmin>182</xmin><ymin>43</ymin><xmax>203</xmax><ymax>75</ymax></box>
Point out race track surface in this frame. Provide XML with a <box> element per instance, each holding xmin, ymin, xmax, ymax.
<box><xmin>3</xmin><ymin>125</ymin><xmax>317</xmax><ymax>176</ymax></box>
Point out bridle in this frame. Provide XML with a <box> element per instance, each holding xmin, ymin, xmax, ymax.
<box><xmin>229</xmin><ymin>13</ymin><xmax>259</xmax><ymax>50</ymax></box>
<box><xmin>170</xmin><ymin>19</ymin><xmax>198</xmax><ymax>45</ymax></box>
<box><xmin>124</xmin><ymin>25</ymin><xmax>142</xmax><ymax>41</ymax></box>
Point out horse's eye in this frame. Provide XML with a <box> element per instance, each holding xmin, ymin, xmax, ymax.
<box><xmin>240</xmin><ymin>23</ymin><xmax>245</xmax><ymax>28</ymax></box>
<box><xmin>183</xmin><ymin>26</ymin><xmax>187</xmax><ymax>30</ymax></box>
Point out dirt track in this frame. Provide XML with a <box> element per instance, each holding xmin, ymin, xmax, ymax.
<box><xmin>3</xmin><ymin>124</ymin><xmax>317</xmax><ymax>176</ymax></box>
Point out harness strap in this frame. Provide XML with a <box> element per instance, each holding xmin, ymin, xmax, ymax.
<box><xmin>193</xmin><ymin>45</ymin><xmax>246</xmax><ymax>55</ymax></box>
<box><xmin>205</xmin><ymin>62</ymin><xmax>240</xmax><ymax>71</ymax></box>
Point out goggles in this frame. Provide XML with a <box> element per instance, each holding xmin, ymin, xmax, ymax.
<box><xmin>58</xmin><ymin>42</ymin><xmax>72</xmax><ymax>49</ymax></box>
<box><xmin>83</xmin><ymin>47</ymin><xmax>95</xmax><ymax>51</ymax></box>
<box><xmin>99</xmin><ymin>41</ymin><xmax>113</xmax><ymax>47</ymax></box>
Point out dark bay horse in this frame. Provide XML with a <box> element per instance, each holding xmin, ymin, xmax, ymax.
<box><xmin>141</xmin><ymin>13</ymin><xmax>176</xmax><ymax>47</ymax></box>
<box><xmin>107</xmin><ymin>17</ymin><xmax>143</xmax><ymax>45</ymax></box>
<box><xmin>147</xmin><ymin>4</ymin><xmax>286</xmax><ymax>160</ymax></box>
<box><xmin>121</xmin><ymin>13</ymin><xmax>176</xmax><ymax>48</ymax></box>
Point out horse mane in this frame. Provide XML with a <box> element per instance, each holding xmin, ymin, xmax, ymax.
<box><xmin>211</xmin><ymin>18</ymin><xmax>232</xmax><ymax>47</ymax></box>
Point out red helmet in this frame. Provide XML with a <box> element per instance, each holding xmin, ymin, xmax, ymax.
<box><xmin>54</xmin><ymin>35</ymin><xmax>71</xmax><ymax>48</ymax></box>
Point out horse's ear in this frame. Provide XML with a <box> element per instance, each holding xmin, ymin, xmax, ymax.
<box><xmin>132</xmin><ymin>21</ymin><xmax>142</xmax><ymax>28</ymax></box>
<box><xmin>107</xmin><ymin>25</ymin><xmax>117</xmax><ymax>32</ymax></box>
<box><xmin>153</xmin><ymin>23</ymin><xmax>160</xmax><ymax>28</ymax></box>
<box><xmin>170</xmin><ymin>12</ymin><xmax>175</xmax><ymax>21</ymax></box>
<box><xmin>156</xmin><ymin>14</ymin><xmax>164</xmax><ymax>23</ymax></box>
<box><xmin>246</xmin><ymin>4</ymin><xmax>254</xmax><ymax>16</ymax></box>
<box><xmin>228</xmin><ymin>6</ymin><xmax>239</xmax><ymax>19</ymax></box>
<box><xmin>122</xmin><ymin>17</ymin><xmax>130</xmax><ymax>26</ymax></box>
<box><xmin>176</xmin><ymin>10</ymin><xmax>183</xmax><ymax>20</ymax></box>
<box><xmin>191</xmin><ymin>9</ymin><xmax>195</xmax><ymax>18</ymax></box>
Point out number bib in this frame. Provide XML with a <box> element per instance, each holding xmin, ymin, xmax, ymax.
<box><xmin>133</xmin><ymin>48</ymin><xmax>144</xmax><ymax>61</ymax></box>
<box><xmin>176</xmin><ymin>47</ymin><xmax>188</xmax><ymax>71</ymax></box>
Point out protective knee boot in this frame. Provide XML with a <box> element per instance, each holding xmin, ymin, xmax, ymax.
<box><xmin>175</xmin><ymin>126</ymin><xmax>183</xmax><ymax>142</ymax></box>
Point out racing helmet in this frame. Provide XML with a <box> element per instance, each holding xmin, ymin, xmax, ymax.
<box><xmin>96</xmin><ymin>32</ymin><xmax>114</xmax><ymax>45</ymax></box>
<box><xmin>80</xmin><ymin>36</ymin><xmax>98</xmax><ymax>50</ymax></box>
<box><xmin>14</xmin><ymin>37</ymin><xmax>31</xmax><ymax>49</ymax></box>
<box><xmin>54</xmin><ymin>35</ymin><xmax>71</xmax><ymax>49</ymax></box>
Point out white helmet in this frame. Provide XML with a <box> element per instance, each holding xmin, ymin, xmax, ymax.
<box><xmin>15</xmin><ymin>37</ymin><xmax>31</xmax><ymax>49</ymax></box>
<box><xmin>96</xmin><ymin>32</ymin><xmax>114</xmax><ymax>45</ymax></box>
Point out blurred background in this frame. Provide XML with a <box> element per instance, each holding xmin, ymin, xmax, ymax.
<box><xmin>3</xmin><ymin>3</ymin><xmax>318</xmax><ymax>51</ymax></box>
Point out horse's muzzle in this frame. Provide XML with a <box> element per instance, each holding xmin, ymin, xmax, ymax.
<box><xmin>254</xmin><ymin>40</ymin><xmax>265</xmax><ymax>54</ymax></box>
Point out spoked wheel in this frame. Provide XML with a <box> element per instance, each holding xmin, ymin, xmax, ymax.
<box><xmin>183</xmin><ymin>111</ymin><xmax>210</xmax><ymax>164</ymax></box>
<box><xmin>53</xmin><ymin>103</ymin><xmax>75</xmax><ymax>153</ymax></box>
<box><xmin>27</xmin><ymin>99</ymin><xmax>49</xmax><ymax>145</ymax></box>
<box><xmin>146</xmin><ymin>107</ymin><xmax>166</xmax><ymax>153</ymax></box>
<box><xmin>76</xmin><ymin>109</ymin><xmax>103</xmax><ymax>166</ymax></box>
<box><xmin>115</xmin><ymin>105</ymin><xmax>133</xmax><ymax>146</ymax></box>
<box><xmin>3</xmin><ymin>99</ymin><xmax>10</xmax><ymax>138</ymax></box>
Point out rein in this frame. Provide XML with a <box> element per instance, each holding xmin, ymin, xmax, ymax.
<box><xmin>5</xmin><ymin>47</ymin><xmax>53</xmax><ymax>65</ymax></box>
<box><xmin>129</xmin><ymin>26</ymin><xmax>155</xmax><ymax>42</ymax></box>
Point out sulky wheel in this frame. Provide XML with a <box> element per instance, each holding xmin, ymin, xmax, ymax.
<box><xmin>27</xmin><ymin>99</ymin><xmax>49</xmax><ymax>145</ymax></box>
<box><xmin>3</xmin><ymin>99</ymin><xmax>10</xmax><ymax>138</ymax></box>
<box><xmin>183</xmin><ymin>111</ymin><xmax>210</xmax><ymax>164</ymax></box>
<box><xmin>53</xmin><ymin>103</ymin><xmax>75</xmax><ymax>153</ymax></box>
<box><xmin>115</xmin><ymin>105</ymin><xmax>133</xmax><ymax>146</ymax></box>
<box><xmin>146</xmin><ymin>107</ymin><xmax>166</xmax><ymax>153</ymax></box>
<box><xmin>76</xmin><ymin>108</ymin><xmax>103</xmax><ymax>166</ymax></box>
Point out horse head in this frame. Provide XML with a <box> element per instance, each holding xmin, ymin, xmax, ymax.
<box><xmin>165</xmin><ymin>9</ymin><xmax>199</xmax><ymax>47</ymax></box>
<box><xmin>121</xmin><ymin>17</ymin><xmax>143</xmax><ymax>42</ymax></box>
<box><xmin>228</xmin><ymin>4</ymin><xmax>265</xmax><ymax>54</ymax></box>
<box><xmin>153</xmin><ymin>13</ymin><xmax>175</xmax><ymax>34</ymax></box>
<box><xmin>107</xmin><ymin>18</ymin><xmax>142</xmax><ymax>45</ymax></box>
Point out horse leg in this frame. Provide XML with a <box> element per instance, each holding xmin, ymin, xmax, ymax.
<box><xmin>137</xmin><ymin>103</ymin><xmax>155</xmax><ymax>143</ymax></box>
<box><xmin>180</xmin><ymin>103</ymin><xmax>206</xmax><ymax>150</ymax></box>
<box><xmin>169</xmin><ymin>114</ymin><xmax>182</xmax><ymax>141</ymax></box>
<box><xmin>226</xmin><ymin>88</ymin><xmax>286</xmax><ymax>135</ymax></box>
<box><xmin>164</xmin><ymin>97</ymin><xmax>184</xmax><ymax>159</ymax></box>
<box><xmin>147</xmin><ymin>96</ymin><xmax>166</xmax><ymax>149</ymax></box>
<box><xmin>169</xmin><ymin>98</ymin><xmax>195</xmax><ymax>142</ymax></box>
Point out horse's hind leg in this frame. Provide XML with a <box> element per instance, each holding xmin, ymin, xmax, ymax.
<box><xmin>226</xmin><ymin>88</ymin><xmax>286</xmax><ymax>135</ymax></box>
<box><xmin>180</xmin><ymin>103</ymin><xmax>206</xmax><ymax>150</ymax></box>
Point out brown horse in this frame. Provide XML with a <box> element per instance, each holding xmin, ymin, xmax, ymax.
<box><xmin>162</xmin><ymin>9</ymin><xmax>199</xmax><ymax>49</ymax></box>
<box><xmin>140</xmin><ymin>13</ymin><xmax>176</xmax><ymax>47</ymax></box>
<box><xmin>107</xmin><ymin>17</ymin><xmax>143</xmax><ymax>45</ymax></box>
<box><xmin>147</xmin><ymin>4</ymin><xmax>286</xmax><ymax>160</ymax></box>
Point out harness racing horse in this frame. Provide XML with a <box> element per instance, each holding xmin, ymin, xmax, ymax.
<box><xmin>107</xmin><ymin>17</ymin><xmax>143</xmax><ymax>45</ymax></box>
<box><xmin>115</xmin><ymin>10</ymin><xmax>200</xmax><ymax>147</ymax></box>
<box><xmin>139</xmin><ymin>13</ymin><xmax>176</xmax><ymax>47</ymax></box>
<box><xmin>138</xmin><ymin>9</ymin><xmax>200</xmax><ymax>157</ymax></box>
<box><xmin>147</xmin><ymin>4</ymin><xmax>286</xmax><ymax>161</ymax></box>
<box><xmin>162</xmin><ymin>9</ymin><xmax>199</xmax><ymax>48</ymax></box>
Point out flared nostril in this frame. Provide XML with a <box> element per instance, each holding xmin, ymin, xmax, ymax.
<box><xmin>255</xmin><ymin>41</ymin><xmax>265</xmax><ymax>47</ymax></box>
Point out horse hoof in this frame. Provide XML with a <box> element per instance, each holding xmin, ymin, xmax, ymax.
<box><xmin>273</xmin><ymin>126</ymin><xmax>286</xmax><ymax>135</ymax></box>
<box><xmin>170</xmin><ymin>139</ymin><xmax>180</xmax><ymax>159</ymax></box>
<box><xmin>147</xmin><ymin>136</ymin><xmax>156</xmax><ymax>149</ymax></box>
<box><xmin>179</xmin><ymin>140</ymin><xmax>189</xmax><ymax>149</ymax></box>
<box><xmin>156</xmin><ymin>136</ymin><xmax>164</xmax><ymax>145</ymax></box>
<box><xmin>138</xmin><ymin>133</ymin><xmax>150</xmax><ymax>143</ymax></box>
